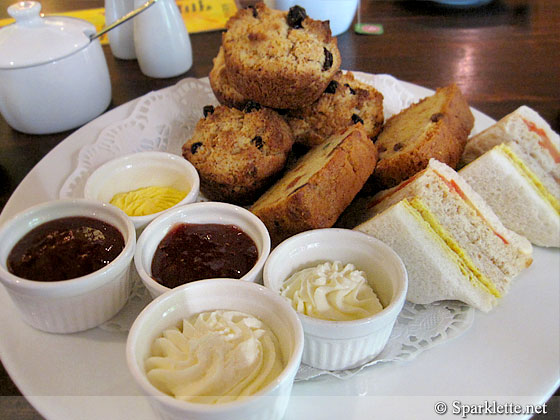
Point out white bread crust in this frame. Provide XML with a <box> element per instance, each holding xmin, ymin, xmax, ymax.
<box><xmin>460</xmin><ymin>146</ymin><xmax>560</xmax><ymax>247</ymax></box>
<box><xmin>355</xmin><ymin>201</ymin><xmax>496</xmax><ymax>312</ymax></box>
<box><xmin>370</xmin><ymin>159</ymin><xmax>533</xmax><ymax>260</ymax></box>
<box><xmin>365</xmin><ymin>159</ymin><xmax>532</xmax><ymax>293</ymax></box>
<box><xmin>428</xmin><ymin>159</ymin><xmax>532</xmax><ymax>253</ymax></box>
<box><xmin>462</xmin><ymin>105</ymin><xmax>559</xmax><ymax>198</ymax></box>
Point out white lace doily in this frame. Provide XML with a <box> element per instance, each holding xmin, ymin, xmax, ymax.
<box><xmin>59</xmin><ymin>78</ymin><xmax>218</xmax><ymax>199</ymax></box>
<box><xmin>295</xmin><ymin>300</ymin><xmax>474</xmax><ymax>381</ymax></box>
<box><xmin>59</xmin><ymin>72</ymin><xmax>474</xmax><ymax>378</ymax></box>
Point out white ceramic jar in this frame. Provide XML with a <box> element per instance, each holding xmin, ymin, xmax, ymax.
<box><xmin>0</xmin><ymin>2</ymin><xmax>112</xmax><ymax>135</ymax></box>
<box><xmin>133</xmin><ymin>0</ymin><xmax>193</xmax><ymax>78</ymax></box>
<box><xmin>105</xmin><ymin>0</ymin><xmax>137</xmax><ymax>59</ymax></box>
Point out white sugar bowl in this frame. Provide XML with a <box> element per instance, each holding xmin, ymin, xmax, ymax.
<box><xmin>0</xmin><ymin>2</ymin><xmax>111</xmax><ymax>134</ymax></box>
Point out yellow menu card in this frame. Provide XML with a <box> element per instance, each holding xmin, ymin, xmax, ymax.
<box><xmin>0</xmin><ymin>0</ymin><xmax>238</xmax><ymax>45</ymax></box>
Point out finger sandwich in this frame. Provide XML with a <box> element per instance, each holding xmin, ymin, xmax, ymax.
<box><xmin>354</xmin><ymin>159</ymin><xmax>533</xmax><ymax>312</ymax></box>
<box><xmin>460</xmin><ymin>105</ymin><xmax>559</xmax><ymax>247</ymax></box>
<box><xmin>461</xmin><ymin>105</ymin><xmax>559</xmax><ymax>198</ymax></box>
<box><xmin>460</xmin><ymin>142</ymin><xmax>559</xmax><ymax>247</ymax></box>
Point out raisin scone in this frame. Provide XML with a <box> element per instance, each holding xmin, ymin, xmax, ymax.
<box><xmin>182</xmin><ymin>103</ymin><xmax>294</xmax><ymax>204</ymax></box>
<box><xmin>222</xmin><ymin>3</ymin><xmax>341</xmax><ymax>109</ymax></box>
<box><xmin>371</xmin><ymin>83</ymin><xmax>474</xmax><ymax>190</ymax></box>
<box><xmin>250</xmin><ymin>124</ymin><xmax>378</xmax><ymax>244</ymax></box>
<box><xmin>285</xmin><ymin>71</ymin><xmax>384</xmax><ymax>147</ymax></box>
<box><xmin>209</xmin><ymin>46</ymin><xmax>248</xmax><ymax>110</ymax></box>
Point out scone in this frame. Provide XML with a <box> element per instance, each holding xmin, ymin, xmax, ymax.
<box><xmin>209</xmin><ymin>47</ymin><xmax>248</xmax><ymax>109</ymax></box>
<box><xmin>222</xmin><ymin>3</ymin><xmax>341</xmax><ymax>109</ymax></box>
<box><xmin>285</xmin><ymin>71</ymin><xmax>384</xmax><ymax>147</ymax></box>
<box><xmin>371</xmin><ymin>83</ymin><xmax>474</xmax><ymax>190</ymax></box>
<box><xmin>250</xmin><ymin>124</ymin><xmax>378</xmax><ymax>244</ymax></box>
<box><xmin>182</xmin><ymin>103</ymin><xmax>294</xmax><ymax>204</ymax></box>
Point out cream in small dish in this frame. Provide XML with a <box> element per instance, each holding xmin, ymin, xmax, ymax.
<box><xmin>145</xmin><ymin>308</ymin><xmax>285</xmax><ymax>404</ymax></box>
<box><xmin>83</xmin><ymin>151</ymin><xmax>200</xmax><ymax>231</ymax></box>
<box><xmin>126</xmin><ymin>278</ymin><xmax>303</xmax><ymax>420</ymax></box>
<box><xmin>264</xmin><ymin>228</ymin><xmax>408</xmax><ymax>371</ymax></box>
<box><xmin>0</xmin><ymin>199</ymin><xmax>136</xmax><ymax>333</ymax></box>
<box><xmin>279</xmin><ymin>260</ymin><xmax>384</xmax><ymax>322</ymax></box>
<box><xmin>134</xmin><ymin>201</ymin><xmax>271</xmax><ymax>298</ymax></box>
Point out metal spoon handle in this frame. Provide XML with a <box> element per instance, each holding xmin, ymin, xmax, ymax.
<box><xmin>90</xmin><ymin>0</ymin><xmax>159</xmax><ymax>41</ymax></box>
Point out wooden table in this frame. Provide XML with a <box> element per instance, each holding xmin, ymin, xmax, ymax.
<box><xmin>0</xmin><ymin>1</ymin><xmax>558</xmax><ymax>418</ymax></box>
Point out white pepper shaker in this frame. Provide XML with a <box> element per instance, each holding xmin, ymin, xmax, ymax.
<box><xmin>133</xmin><ymin>0</ymin><xmax>192</xmax><ymax>78</ymax></box>
<box><xmin>105</xmin><ymin>0</ymin><xmax>136</xmax><ymax>59</ymax></box>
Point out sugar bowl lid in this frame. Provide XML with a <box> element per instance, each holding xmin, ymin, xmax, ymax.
<box><xmin>0</xmin><ymin>1</ymin><xmax>95</xmax><ymax>69</ymax></box>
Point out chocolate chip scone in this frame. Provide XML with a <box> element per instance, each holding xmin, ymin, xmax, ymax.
<box><xmin>222</xmin><ymin>3</ymin><xmax>341</xmax><ymax>109</ymax></box>
<box><xmin>285</xmin><ymin>71</ymin><xmax>384</xmax><ymax>147</ymax></box>
<box><xmin>182</xmin><ymin>103</ymin><xmax>294</xmax><ymax>205</ymax></box>
<box><xmin>209</xmin><ymin>47</ymin><xmax>248</xmax><ymax>110</ymax></box>
<box><xmin>250</xmin><ymin>124</ymin><xmax>378</xmax><ymax>245</ymax></box>
<box><xmin>371</xmin><ymin>83</ymin><xmax>474</xmax><ymax>190</ymax></box>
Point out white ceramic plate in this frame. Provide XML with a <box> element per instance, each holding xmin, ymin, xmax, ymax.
<box><xmin>0</xmin><ymin>76</ymin><xmax>558</xmax><ymax>420</ymax></box>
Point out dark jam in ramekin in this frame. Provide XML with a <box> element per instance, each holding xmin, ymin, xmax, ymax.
<box><xmin>7</xmin><ymin>216</ymin><xmax>125</xmax><ymax>282</ymax></box>
<box><xmin>151</xmin><ymin>223</ymin><xmax>258</xmax><ymax>288</ymax></box>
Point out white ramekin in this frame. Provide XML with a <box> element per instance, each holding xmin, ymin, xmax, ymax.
<box><xmin>264</xmin><ymin>228</ymin><xmax>408</xmax><ymax>371</ymax></box>
<box><xmin>126</xmin><ymin>279</ymin><xmax>303</xmax><ymax>420</ymax></box>
<box><xmin>0</xmin><ymin>199</ymin><xmax>136</xmax><ymax>333</ymax></box>
<box><xmin>135</xmin><ymin>201</ymin><xmax>271</xmax><ymax>299</ymax></box>
<box><xmin>83</xmin><ymin>151</ymin><xmax>200</xmax><ymax>231</ymax></box>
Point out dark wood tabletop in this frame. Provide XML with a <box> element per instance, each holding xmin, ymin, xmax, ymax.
<box><xmin>0</xmin><ymin>1</ymin><xmax>558</xmax><ymax>419</ymax></box>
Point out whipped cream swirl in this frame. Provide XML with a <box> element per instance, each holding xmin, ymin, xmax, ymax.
<box><xmin>145</xmin><ymin>310</ymin><xmax>284</xmax><ymax>404</ymax></box>
<box><xmin>280</xmin><ymin>261</ymin><xmax>383</xmax><ymax>321</ymax></box>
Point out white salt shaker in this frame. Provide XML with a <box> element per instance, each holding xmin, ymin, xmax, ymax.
<box><xmin>133</xmin><ymin>0</ymin><xmax>192</xmax><ymax>78</ymax></box>
<box><xmin>105</xmin><ymin>0</ymin><xmax>136</xmax><ymax>59</ymax></box>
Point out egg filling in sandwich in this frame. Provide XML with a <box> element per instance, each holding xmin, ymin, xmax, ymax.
<box><xmin>354</xmin><ymin>159</ymin><xmax>533</xmax><ymax>312</ymax></box>
<box><xmin>460</xmin><ymin>143</ymin><xmax>559</xmax><ymax>247</ymax></box>
<box><xmin>460</xmin><ymin>105</ymin><xmax>559</xmax><ymax>247</ymax></box>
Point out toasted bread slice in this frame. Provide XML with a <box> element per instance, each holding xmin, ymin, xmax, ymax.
<box><xmin>251</xmin><ymin>125</ymin><xmax>377</xmax><ymax>244</ymax></box>
<box><xmin>372</xmin><ymin>84</ymin><xmax>474</xmax><ymax>190</ymax></box>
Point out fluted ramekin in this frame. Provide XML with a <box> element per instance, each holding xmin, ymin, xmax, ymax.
<box><xmin>135</xmin><ymin>201</ymin><xmax>271</xmax><ymax>299</ymax></box>
<box><xmin>126</xmin><ymin>279</ymin><xmax>303</xmax><ymax>420</ymax></box>
<box><xmin>84</xmin><ymin>151</ymin><xmax>200</xmax><ymax>231</ymax></box>
<box><xmin>264</xmin><ymin>228</ymin><xmax>407</xmax><ymax>371</ymax></box>
<box><xmin>0</xmin><ymin>199</ymin><xmax>136</xmax><ymax>333</ymax></box>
